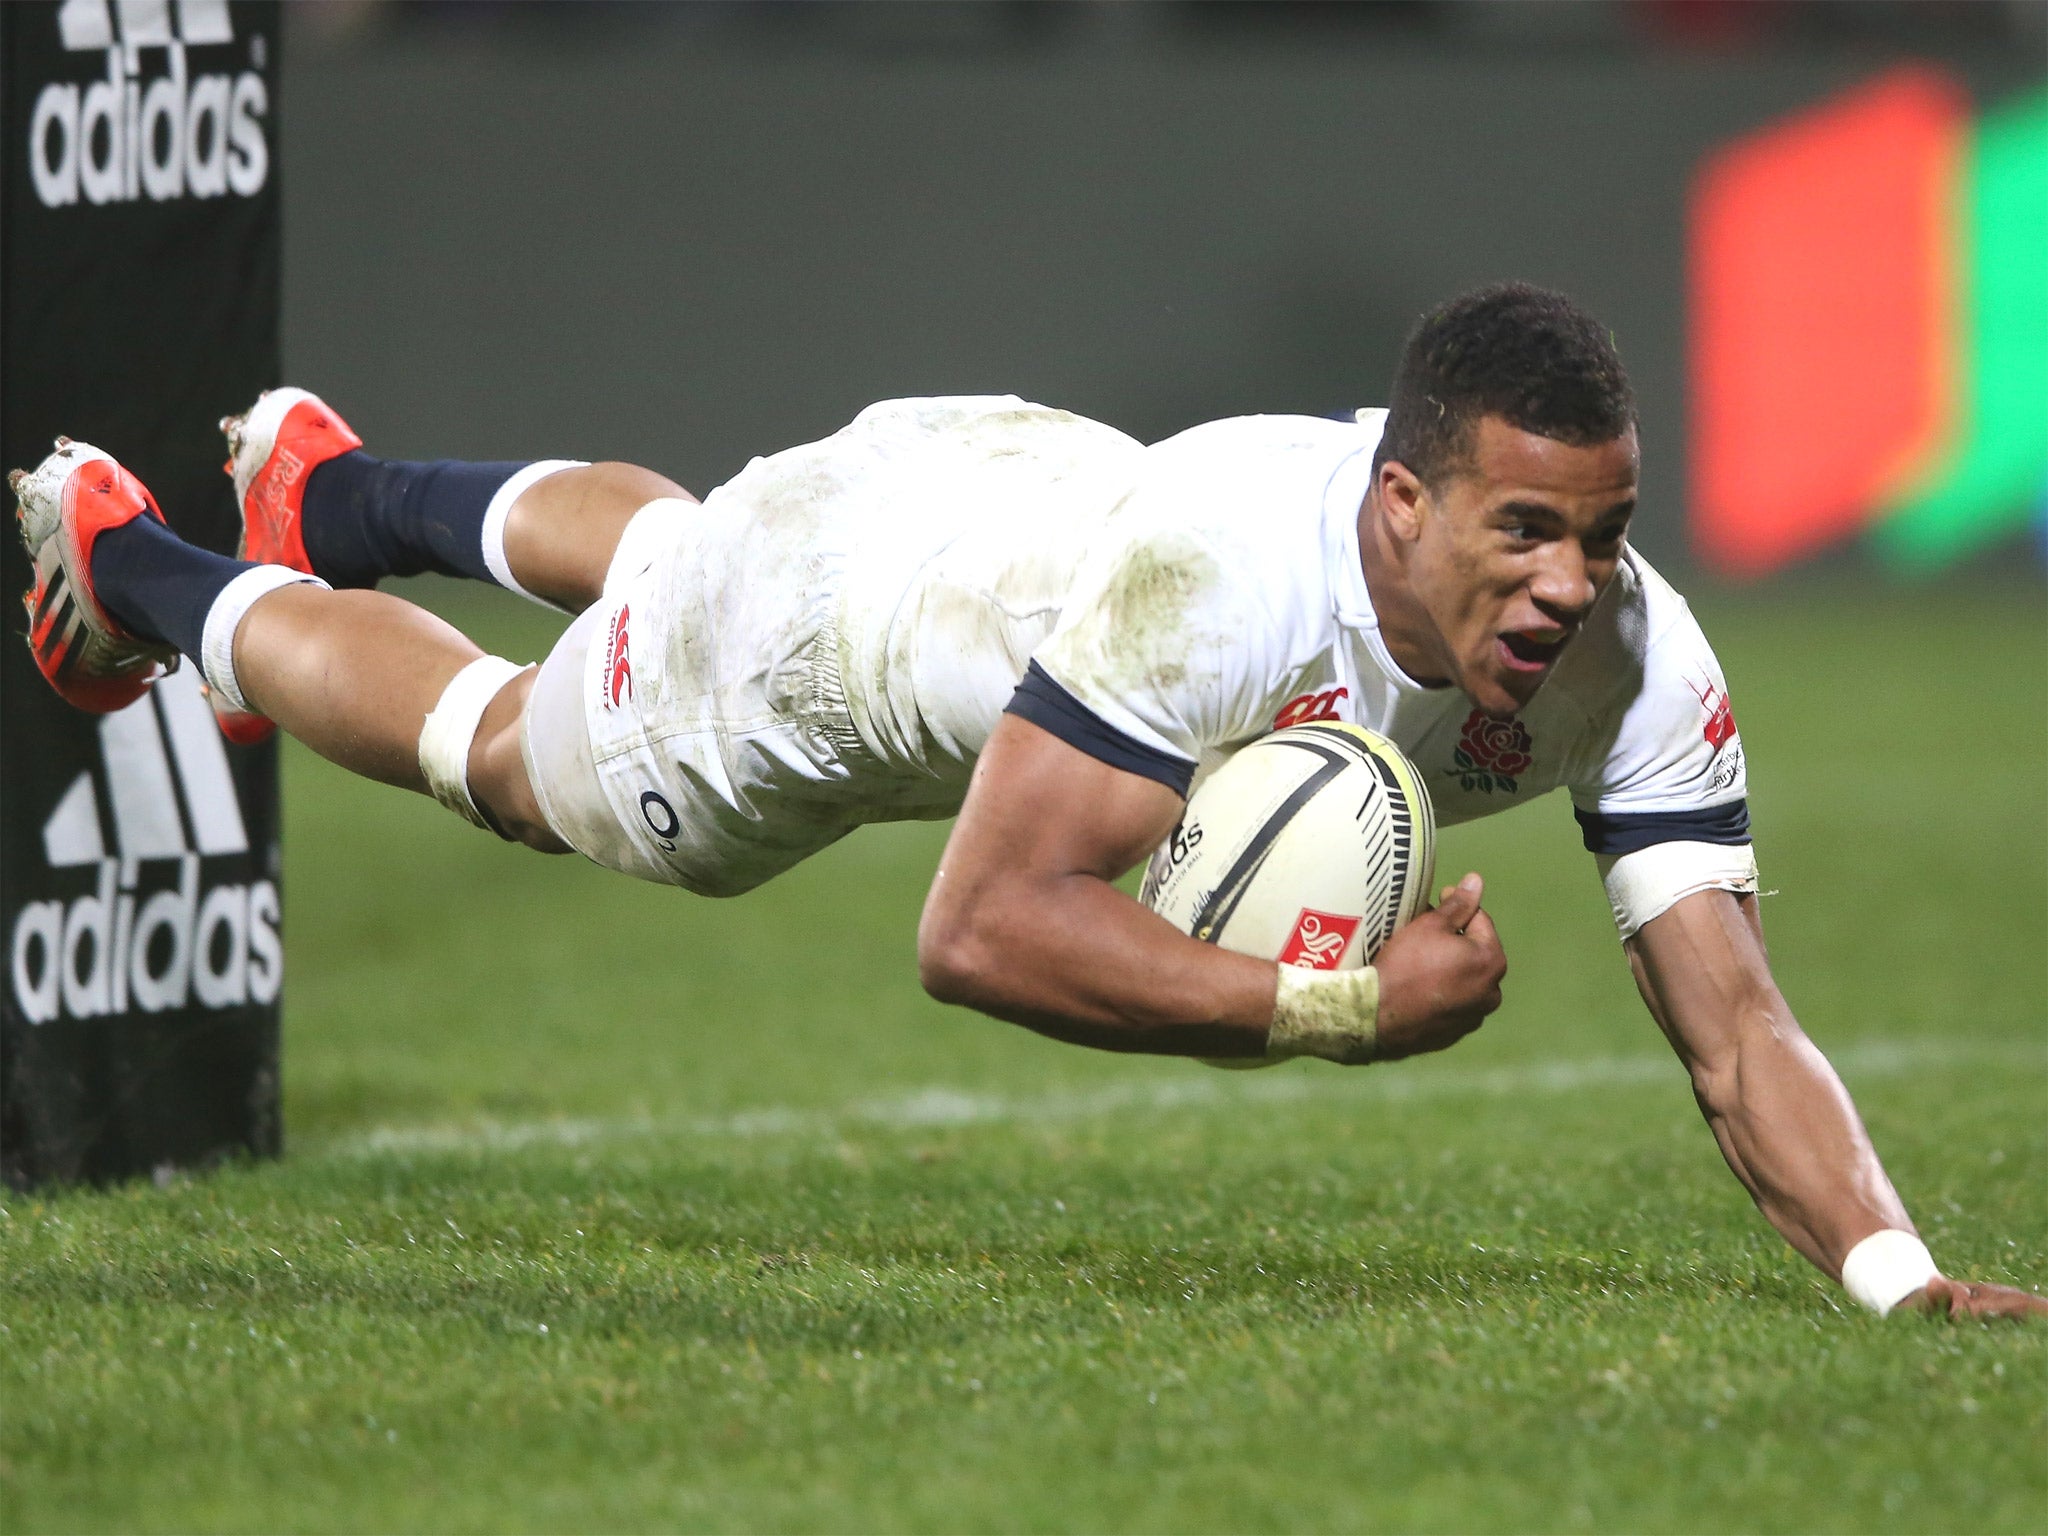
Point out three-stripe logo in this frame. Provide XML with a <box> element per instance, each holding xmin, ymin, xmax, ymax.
<box><xmin>10</xmin><ymin>668</ymin><xmax>280</xmax><ymax>1024</ymax></box>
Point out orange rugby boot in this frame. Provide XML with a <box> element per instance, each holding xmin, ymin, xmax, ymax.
<box><xmin>212</xmin><ymin>387</ymin><xmax>363</xmax><ymax>741</ymax></box>
<box><xmin>12</xmin><ymin>439</ymin><xmax>181</xmax><ymax>714</ymax></box>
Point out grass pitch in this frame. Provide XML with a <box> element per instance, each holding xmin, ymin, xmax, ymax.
<box><xmin>4</xmin><ymin>580</ymin><xmax>2044</xmax><ymax>1534</ymax></box>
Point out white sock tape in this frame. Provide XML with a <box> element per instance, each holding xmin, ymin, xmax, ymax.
<box><xmin>1840</xmin><ymin>1229</ymin><xmax>1939</xmax><ymax>1317</ymax></box>
<box><xmin>418</xmin><ymin>655</ymin><xmax>529</xmax><ymax>829</ymax></box>
<box><xmin>479</xmin><ymin>460</ymin><xmax>588</xmax><ymax>611</ymax></box>
<box><xmin>200</xmin><ymin>565</ymin><xmax>330</xmax><ymax>714</ymax></box>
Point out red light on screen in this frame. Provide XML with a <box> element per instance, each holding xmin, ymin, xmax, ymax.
<box><xmin>1690</xmin><ymin>69</ymin><xmax>1967</xmax><ymax>576</ymax></box>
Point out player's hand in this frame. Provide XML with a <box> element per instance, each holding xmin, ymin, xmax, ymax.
<box><xmin>1371</xmin><ymin>872</ymin><xmax>1506</xmax><ymax>1060</ymax></box>
<box><xmin>1899</xmin><ymin>1276</ymin><xmax>2048</xmax><ymax>1321</ymax></box>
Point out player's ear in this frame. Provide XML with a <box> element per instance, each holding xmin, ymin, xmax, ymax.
<box><xmin>1377</xmin><ymin>460</ymin><xmax>1428</xmax><ymax>544</ymax></box>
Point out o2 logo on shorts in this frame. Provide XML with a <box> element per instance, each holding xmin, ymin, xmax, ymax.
<box><xmin>639</xmin><ymin>789</ymin><xmax>679</xmax><ymax>853</ymax></box>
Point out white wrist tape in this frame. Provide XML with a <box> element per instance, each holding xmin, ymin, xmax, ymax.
<box><xmin>1598</xmin><ymin>839</ymin><xmax>1759</xmax><ymax>939</ymax></box>
<box><xmin>199</xmin><ymin>566</ymin><xmax>330</xmax><ymax>714</ymax></box>
<box><xmin>1841</xmin><ymin>1229</ymin><xmax>1939</xmax><ymax>1317</ymax></box>
<box><xmin>418</xmin><ymin>655</ymin><xmax>529</xmax><ymax>830</ymax></box>
<box><xmin>1268</xmin><ymin>965</ymin><xmax>1380</xmax><ymax>1064</ymax></box>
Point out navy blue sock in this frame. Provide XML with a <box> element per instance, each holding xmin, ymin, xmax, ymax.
<box><xmin>88</xmin><ymin>516</ymin><xmax>256</xmax><ymax>663</ymax></box>
<box><xmin>299</xmin><ymin>451</ymin><xmax>529</xmax><ymax>589</ymax></box>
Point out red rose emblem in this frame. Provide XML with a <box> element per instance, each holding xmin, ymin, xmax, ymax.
<box><xmin>1449</xmin><ymin>710</ymin><xmax>1535</xmax><ymax>793</ymax></box>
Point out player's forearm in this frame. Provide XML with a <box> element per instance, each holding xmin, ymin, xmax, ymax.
<box><xmin>918</xmin><ymin>870</ymin><xmax>1279</xmax><ymax>1056</ymax></box>
<box><xmin>1628</xmin><ymin>892</ymin><xmax>1916</xmax><ymax>1281</ymax></box>
<box><xmin>1695</xmin><ymin>1021</ymin><xmax>1914</xmax><ymax>1277</ymax></box>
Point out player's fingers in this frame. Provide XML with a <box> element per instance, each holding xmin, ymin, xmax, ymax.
<box><xmin>1461</xmin><ymin>906</ymin><xmax>1502</xmax><ymax>953</ymax></box>
<box><xmin>1961</xmin><ymin>1285</ymin><xmax>2048</xmax><ymax>1320</ymax></box>
<box><xmin>1436</xmin><ymin>873</ymin><xmax>1484</xmax><ymax>930</ymax></box>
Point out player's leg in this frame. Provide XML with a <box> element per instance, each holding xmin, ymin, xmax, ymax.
<box><xmin>15</xmin><ymin>439</ymin><xmax>565</xmax><ymax>851</ymax></box>
<box><xmin>227</xmin><ymin>583</ymin><xmax>562</xmax><ymax>849</ymax></box>
<box><xmin>495</xmin><ymin>461</ymin><xmax>691</xmax><ymax>612</ymax></box>
<box><xmin>224</xmin><ymin>388</ymin><xmax>696</xmax><ymax>614</ymax></box>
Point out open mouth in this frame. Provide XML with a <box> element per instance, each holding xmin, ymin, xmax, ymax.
<box><xmin>1497</xmin><ymin>629</ymin><xmax>1569</xmax><ymax>674</ymax></box>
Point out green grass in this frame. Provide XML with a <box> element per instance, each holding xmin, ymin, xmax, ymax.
<box><xmin>4</xmin><ymin>580</ymin><xmax>2045</xmax><ymax>1534</ymax></box>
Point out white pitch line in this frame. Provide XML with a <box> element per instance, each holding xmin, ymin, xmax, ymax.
<box><xmin>327</xmin><ymin>1034</ymin><xmax>2043</xmax><ymax>1161</ymax></box>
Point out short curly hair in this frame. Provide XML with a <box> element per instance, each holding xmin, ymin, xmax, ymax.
<box><xmin>1373</xmin><ymin>283</ymin><xmax>1635</xmax><ymax>488</ymax></box>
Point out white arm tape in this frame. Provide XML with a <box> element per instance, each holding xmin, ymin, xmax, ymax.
<box><xmin>1268</xmin><ymin>964</ymin><xmax>1380</xmax><ymax>1064</ymax></box>
<box><xmin>1598</xmin><ymin>840</ymin><xmax>1759</xmax><ymax>940</ymax></box>
<box><xmin>1841</xmin><ymin>1229</ymin><xmax>1939</xmax><ymax>1316</ymax></box>
<box><xmin>418</xmin><ymin>655</ymin><xmax>530</xmax><ymax>829</ymax></box>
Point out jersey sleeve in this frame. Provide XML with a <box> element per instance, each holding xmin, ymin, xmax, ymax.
<box><xmin>1007</xmin><ymin>516</ymin><xmax>1290</xmax><ymax>796</ymax></box>
<box><xmin>1568</xmin><ymin>589</ymin><xmax>1752</xmax><ymax>856</ymax></box>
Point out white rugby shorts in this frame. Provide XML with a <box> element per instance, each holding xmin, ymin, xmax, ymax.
<box><xmin>516</xmin><ymin>395</ymin><xmax>1133</xmax><ymax>895</ymax></box>
<box><xmin>519</xmin><ymin>507</ymin><xmax>876</xmax><ymax>896</ymax></box>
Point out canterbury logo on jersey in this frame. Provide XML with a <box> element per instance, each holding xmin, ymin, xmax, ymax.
<box><xmin>9</xmin><ymin>668</ymin><xmax>281</xmax><ymax>1025</ymax></box>
<box><xmin>27</xmin><ymin>0</ymin><xmax>270</xmax><ymax>210</ymax></box>
<box><xmin>1273</xmin><ymin>687</ymin><xmax>1347</xmax><ymax>730</ymax></box>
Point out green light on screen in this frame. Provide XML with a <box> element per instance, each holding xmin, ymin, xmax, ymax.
<box><xmin>1876</xmin><ymin>89</ymin><xmax>2048</xmax><ymax>568</ymax></box>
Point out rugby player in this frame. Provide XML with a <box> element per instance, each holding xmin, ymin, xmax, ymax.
<box><xmin>16</xmin><ymin>284</ymin><xmax>2041</xmax><ymax>1320</ymax></box>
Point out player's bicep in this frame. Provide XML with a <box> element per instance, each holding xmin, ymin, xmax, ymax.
<box><xmin>1624</xmin><ymin>885</ymin><xmax>1780</xmax><ymax>1078</ymax></box>
<box><xmin>941</xmin><ymin>711</ymin><xmax>1187</xmax><ymax>888</ymax></box>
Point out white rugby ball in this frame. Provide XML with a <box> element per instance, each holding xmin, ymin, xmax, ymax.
<box><xmin>1140</xmin><ymin>722</ymin><xmax>1436</xmax><ymax>971</ymax></box>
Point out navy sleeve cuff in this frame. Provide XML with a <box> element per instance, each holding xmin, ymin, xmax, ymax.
<box><xmin>1005</xmin><ymin>661</ymin><xmax>1196</xmax><ymax>797</ymax></box>
<box><xmin>1575</xmin><ymin>799</ymin><xmax>1752</xmax><ymax>856</ymax></box>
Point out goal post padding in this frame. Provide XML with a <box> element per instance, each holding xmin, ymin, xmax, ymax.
<box><xmin>1</xmin><ymin>0</ymin><xmax>285</xmax><ymax>1188</ymax></box>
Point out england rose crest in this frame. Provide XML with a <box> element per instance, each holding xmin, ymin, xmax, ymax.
<box><xmin>1448</xmin><ymin>710</ymin><xmax>1534</xmax><ymax>794</ymax></box>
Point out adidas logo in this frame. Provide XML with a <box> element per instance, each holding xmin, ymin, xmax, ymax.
<box><xmin>10</xmin><ymin>667</ymin><xmax>280</xmax><ymax>1024</ymax></box>
<box><xmin>27</xmin><ymin>0</ymin><xmax>270</xmax><ymax>210</ymax></box>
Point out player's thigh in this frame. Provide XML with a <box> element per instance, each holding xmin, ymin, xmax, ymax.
<box><xmin>467</xmin><ymin>668</ymin><xmax>571</xmax><ymax>854</ymax></box>
<box><xmin>516</xmin><ymin>602</ymin><xmax>858</xmax><ymax>894</ymax></box>
<box><xmin>503</xmin><ymin>462</ymin><xmax>698</xmax><ymax>613</ymax></box>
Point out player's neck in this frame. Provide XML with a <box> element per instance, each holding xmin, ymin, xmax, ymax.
<box><xmin>1356</xmin><ymin>495</ymin><xmax>1453</xmax><ymax>688</ymax></box>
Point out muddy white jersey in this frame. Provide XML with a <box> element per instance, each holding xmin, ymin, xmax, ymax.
<box><xmin>551</xmin><ymin>396</ymin><xmax>1745</xmax><ymax>897</ymax></box>
<box><xmin>1021</xmin><ymin>410</ymin><xmax>1750</xmax><ymax>854</ymax></box>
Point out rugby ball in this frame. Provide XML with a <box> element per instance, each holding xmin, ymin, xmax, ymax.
<box><xmin>1140</xmin><ymin>722</ymin><xmax>1436</xmax><ymax>971</ymax></box>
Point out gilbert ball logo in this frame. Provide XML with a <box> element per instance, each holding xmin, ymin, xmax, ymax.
<box><xmin>28</xmin><ymin>0</ymin><xmax>270</xmax><ymax>210</ymax></box>
<box><xmin>1277</xmin><ymin>908</ymin><xmax>1361</xmax><ymax>970</ymax></box>
<box><xmin>9</xmin><ymin>669</ymin><xmax>280</xmax><ymax>1025</ymax></box>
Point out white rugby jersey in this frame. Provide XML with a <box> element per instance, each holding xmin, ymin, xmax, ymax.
<box><xmin>659</xmin><ymin>397</ymin><xmax>1748</xmax><ymax>866</ymax></box>
<box><xmin>999</xmin><ymin>409</ymin><xmax>1751</xmax><ymax>856</ymax></box>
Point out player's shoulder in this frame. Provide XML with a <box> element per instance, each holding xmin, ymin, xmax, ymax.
<box><xmin>1145</xmin><ymin>410</ymin><xmax>1382</xmax><ymax>481</ymax></box>
<box><xmin>1118</xmin><ymin>411</ymin><xmax>1377</xmax><ymax>556</ymax></box>
<box><xmin>1039</xmin><ymin>412</ymin><xmax>1376</xmax><ymax>735</ymax></box>
<box><xmin>1545</xmin><ymin>547</ymin><xmax>1716</xmax><ymax>716</ymax></box>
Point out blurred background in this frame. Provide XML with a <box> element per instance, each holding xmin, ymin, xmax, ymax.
<box><xmin>280</xmin><ymin>0</ymin><xmax>2047</xmax><ymax>585</ymax></box>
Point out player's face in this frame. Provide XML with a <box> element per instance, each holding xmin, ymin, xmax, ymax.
<box><xmin>1400</xmin><ymin>416</ymin><xmax>1638</xmax><ymax>717</ymax></box>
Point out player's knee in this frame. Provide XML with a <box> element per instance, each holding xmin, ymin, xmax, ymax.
<box><xmin>418</xmin><ymin>658</ymin><xmax>571</xmax><ymax>853</ymax></box>
<box><xmin>470</xmin><ymin>715</ymin><xmax>570</xmax><ymax>855</ymax></box>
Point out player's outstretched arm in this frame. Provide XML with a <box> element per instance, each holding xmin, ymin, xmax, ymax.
<box><xmin>919</xmin><ymin>715</ymin><xmax>1504</xmax><ymax>1061</ymax></box>
<box><xmin>1626</xmin><ymin>888</ymin><xmax>2046</xmax><ymax>1320</ymax></box>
